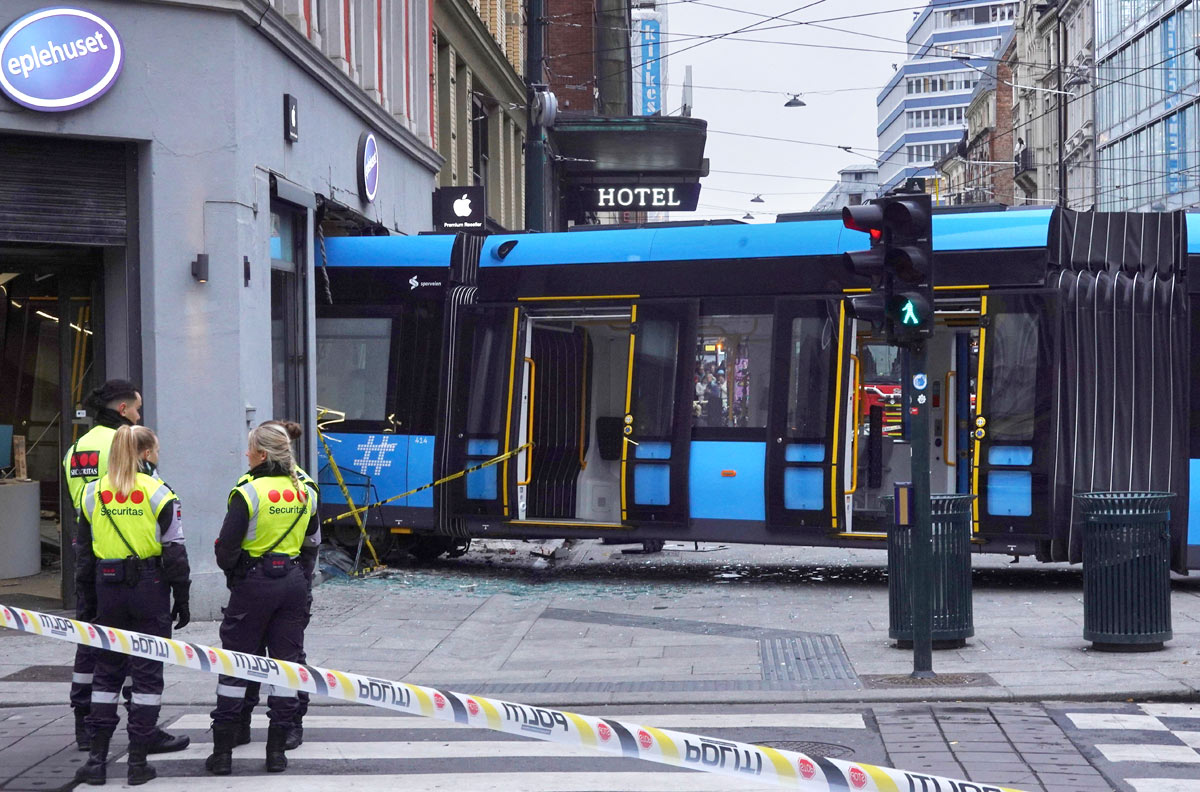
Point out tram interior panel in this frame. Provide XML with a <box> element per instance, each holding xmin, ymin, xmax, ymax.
<box><xmin>850</xmin><ymin>314</ymin><xmax>978</xmax><ymax>529</ymax></box>
<box><xmin>576</xmin><ymin>321</ymin><xmax>630</xmax><ymax>523</ymax></box>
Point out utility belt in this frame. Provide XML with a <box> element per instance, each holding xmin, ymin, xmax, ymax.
<box><xmin>96</xmin><ymin>556</ymin><xmax>161</xmax><ymax>585</ymax></box>
<box><xmin>249</xmin><ymin>552</ymin><xmax>300</xmax><ymax>579</ymax></box>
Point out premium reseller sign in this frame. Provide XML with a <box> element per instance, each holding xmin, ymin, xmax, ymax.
<box><xmin>0</xmin><ymin>7</ymin><xmax>124</xmax><ymax>112</ymax></box>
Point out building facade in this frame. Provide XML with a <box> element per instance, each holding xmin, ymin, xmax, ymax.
<box><xmin>936</xmin><ymin>33</ymin><xmax>1017</xmax><ymax>205</ymax></box>
<box><xmin>1094</xmin><ymin>0</ymin><xmax>1195</xmax><ymax>210</ymax></box>
<box><xmin>0</xmin><ymin>0</ymin><xmax>440</xmax><ymax>610</ymax></box>
<box><xmin>433</xmin><ymin>0</ymin><xmax>527</xmax><ymax>231</ymax></box>
<box><xmin>876</xmin><ymin>0</ymin><xmax>1018</xmax><ymax>195</ymax></box>
<box><xmin>1010</xmin><ymin>0</ymin><xmax>1093</xmax><ymax>208</ymax></box>
<box><xmin>810</xmin><ymin>166</ymin><xmax>882</xmax><ymax>212</ymax></box>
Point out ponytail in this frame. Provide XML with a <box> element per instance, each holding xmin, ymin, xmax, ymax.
<box><xmin>109</xmin><ymin>426</ymin><xmax>159</xmax><ymax>496</ymax></box>
<box><xmin>108</xmin><ymin>426</ymin><xmax>140</xmax><ymax>496</ymax></box>
<box><xmin>249</xmin><ymin>423</ymin><xmax>301</xmax><ymax>496</ymax></box>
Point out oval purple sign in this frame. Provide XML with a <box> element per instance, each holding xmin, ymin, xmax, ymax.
<box><xmin>0</xmin><ymin>7</ymin><xmax>124</xmax><ymax>112</ymax></box>
<box><xmin>357</xmin><ymin>131</ymin><xmax>379</xmax><ymax>203</ymax></box>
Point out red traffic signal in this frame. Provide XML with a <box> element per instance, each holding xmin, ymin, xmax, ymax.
<box><xmin>842</xmin><ymin>204</ymin><xmax>884</xmax><ymax>242</ymax></box>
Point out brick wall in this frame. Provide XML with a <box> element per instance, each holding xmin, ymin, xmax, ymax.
<box><xmin>545</xmin><ymin>0</ymin><xmax>598</xmax><ymax>113</ymax></box>
<box><xmin>990</xmin><ymin>54</ymin><xmax>1016</xmax><ymax>205</ymax></box>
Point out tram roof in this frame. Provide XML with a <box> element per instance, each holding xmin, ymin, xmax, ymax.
<box><xmin>480</xmin><ymin>208</ymin><xmax>1055</xmax><ymax>267</ymax></box>
<box><xmin>323</xmin><ymin>234</ymin><xmax>456</xmax><ymax>268</ymax></box>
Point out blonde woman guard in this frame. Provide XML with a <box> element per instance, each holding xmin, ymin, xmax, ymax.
<box><xmin>207</xmin><ymin>422</ymin><xmax>319</xmax><ymax>775</ymax></box>
<box><xmin>73</xmin><ymin>426</ymin><xmax>191</xmax><ymax>786</ymax></box>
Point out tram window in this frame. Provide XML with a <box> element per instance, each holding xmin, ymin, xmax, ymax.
<box><xmin>988</xmin><ymin>312</ymin><xmax>1038</xmax><ymax>442</ymax></box>
<box><xmin>315</xmin><ymin>318</ymin><xmax>392</xmax><ymax>421</ymax></box>
<box><xmin>466</xmin><ymin>323</ymin><xmax>507</xmax><ymax>436</ymax></box>
<box><xmin>860</xmin><ymin>343</ymin><xmax>901</xmax><ymax>383</ymax></box>
<box><xmin>634</xmin><ymin>319</ymin><xmax>679</xmax><ymax>437</ymax></box>
<box><xmin>693</xmin><ymin>314</ymin><xmax>773</xmax><ymax>429</ymax></box>
<box><xmin>787</xmin><ymin>316</ymin><xmax>833</xmax><ymax>437</ymax></box>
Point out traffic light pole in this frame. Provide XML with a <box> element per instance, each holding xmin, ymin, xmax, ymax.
<box><xmin>906</xmin><ymin>340</ymin><xmax>935</xmax><ymax>678</ymax></box>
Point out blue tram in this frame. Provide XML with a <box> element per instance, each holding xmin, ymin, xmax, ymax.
<box><xmin>315</xmin><ymin>207</ymin><xmax>1196</xmax><ymax>570</ymax></box>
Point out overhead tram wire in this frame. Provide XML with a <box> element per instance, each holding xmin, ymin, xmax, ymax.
<box><xmin>578</xmin><ymin>0</ymin><xmax>836</xmax><ymax>95</ymax></box>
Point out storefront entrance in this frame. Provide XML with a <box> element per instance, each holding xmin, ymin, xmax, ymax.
<box><xmin>0</xmin><ymin>247</ymin><xmax>103</xmax><ymax>606</ymax></box>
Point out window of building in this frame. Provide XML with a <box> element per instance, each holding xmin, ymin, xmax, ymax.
<box><xmin>854</xmin><ymin>172</ymin><xmax>863</xmax><ymax>181</ymax></box>
<box><xmin>269</xmin><ymin>203</ymin><xmax>309</xmax><ymax>445</ymax></box>
<box><xmin>848</xmin><ymin>193</ymin><xmax>863</xmax><ymax>205</ymax></box>
<box><xmin>693</xmin><ymin>315</ymin><xmax>773</xmax><ymax>429</ymax></box>
<box><xmin>471</xmin><ymin>96</ymin><xmax>489</xmax><ymax>188</ymax></box>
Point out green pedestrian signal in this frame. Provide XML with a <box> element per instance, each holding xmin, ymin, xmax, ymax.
<box><xmin>901</xmin><ymin>299</ymin><xmax>920</xmax><ymax>326</ymax></box>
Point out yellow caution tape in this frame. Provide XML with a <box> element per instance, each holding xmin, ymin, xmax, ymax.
<box><xmin>0</xmin><ymin>604</ymin><xmax>1027</xmax><ymax>792</ymax></box>
<box><xmin>321</xmin><ymin>442</ymin><xmax>532</xmax><ymax>525</ymax></box>
<box><xmin>316</xmin><ymin>420</ymin><xmax>383</xmax><ymax>571</ymax></box>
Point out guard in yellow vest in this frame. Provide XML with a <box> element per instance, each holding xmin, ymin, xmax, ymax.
<box><xmin>74</xmin><ymin>426</ymin><xmax>191</xmax><ymax>787</ymax></box>
<box><xmin>208</xmin><ymin>423</ymin><xmax>319</xmax><ymax>776</ymax></box>
<box><xmin>231</xmin><ymin>419</ymin><xmax>320</xmax><ymax>752</ymax></box>
<box><xmin>62</xmin><ymin>382</ymin><xmax>189</xmax><ymax>756</ymax></box>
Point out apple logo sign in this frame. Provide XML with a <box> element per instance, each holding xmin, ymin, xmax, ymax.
<box><xmin>453</xmin><ymin>194</ymin><xmax>473</xmax><ymax>218</ymax></box>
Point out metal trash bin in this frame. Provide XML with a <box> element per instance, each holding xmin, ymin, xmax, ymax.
<box><xmin>885</xmin><ymin>494</ymin><xmax>976</xmax><ymax>649</ymax></box>
<box><xmin>1075</xmin><ymin>492</ymin><xmax>1173</xmax><ymax>652</ymax></box>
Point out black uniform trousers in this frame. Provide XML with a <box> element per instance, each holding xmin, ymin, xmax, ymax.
<box><xmin>244</xmin><ymin>585</ymin><xmax>312</xmax><ymax>721</ymax></box>
<box><xmin>211</xmin><ymin>562</ymin><xmax>307</xmax><ymax>726</ymax></box>
<box><xmin>85</xmin><ymin>567</ymin><xmax>171</xmax><ymax>743</ymax></box>
<box><xmin>71</xmin><ymin>602</ymin><xmax>134</xmax><ymax>714</ymax></box>
<box><xmin>70</xmin><ymin>595</ymin><xmax>98</xmax><ymax>711</ymax></box>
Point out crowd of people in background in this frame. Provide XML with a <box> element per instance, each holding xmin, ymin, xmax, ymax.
<box><xmin>694</xmin><ymin>361</ymin><xmax>729</xmax><ymax>427</ymax></box>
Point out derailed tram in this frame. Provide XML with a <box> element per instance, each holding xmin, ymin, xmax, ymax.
<box><xmin>314</xmin><ymin>206</ymin><xmax>1196</xmax><ymax>571</ymax></box>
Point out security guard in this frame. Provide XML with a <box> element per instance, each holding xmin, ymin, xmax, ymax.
<box><xmin>208</xmin><ymin>423</ymin><xmax>319</xmax><ymax>776</ymax></box>
<box><xmin>62</xmin><ymin>381</ymin><xmax>188</xmax><ymax>756</ymax></box>
<box><xmin>231</xmin><ymin>420</ymin><xmax>320</xmax><ymax>752</ymax></box>
<box><xmin>74</xmin><ymin>426</ymin><xmax>191</xmax><ymax>786</ymax></box>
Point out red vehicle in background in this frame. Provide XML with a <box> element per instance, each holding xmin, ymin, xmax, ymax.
<box><xmin>858</xmin><ymin>343</ymin><xmax>902</xmax><ymax>436</ymax></box>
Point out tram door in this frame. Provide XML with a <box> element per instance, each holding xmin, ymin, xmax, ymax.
<box><xmin>621</xmin><ymin>301</ymin><xmax>697</xmax><ymax>526</ymax></box>
<box><xmin>971</xmin><ymin>293</ymin><xmax>1055</xmax><ymax>541</ymax></box>
<box><xmin>765</xmin><ymin>298</ymin><xmax>854</xmax><ymax>533</ymax></box>
<box><xmin>512</xmin><ymin>305</ymin><xmax>644</xmax><ymax>527</ymax></box>
<box><xmin>446</xmin><ymin>305</ymin><xmax>520</xmax><ymax>522</ymax></box>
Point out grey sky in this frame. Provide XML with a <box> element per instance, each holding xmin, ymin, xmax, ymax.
<box><xmin>661</xmin><ymin>1</ymin><xmax>920</xmax><ymax>219</ymax></box>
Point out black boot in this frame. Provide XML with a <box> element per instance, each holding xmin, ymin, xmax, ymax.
<box><xmin>205</xmin><ymin>722</ymin><xmax>239</xmax><ymax>776</ymax></box>
<box><xmin>265</xmin><ymin>724</ymin><xmax>288</xmax><ymax>773</ymax></box>
<box><xmin>283</xmin><ymin>723</ymin><xmax>303</xmax><ymax>751</ymax></box>
<box><xmin>236</xmin><ymin>710</ymin><xmax>253</xmax><ymax>747</ymax></box>
<box><xmin>126</xmin><ymin>743</ymin><xmax>157</xmax><ymax>786</ymax></box>
<box><xmin>145</xmin><ymin>727</ymin><xmax>190</xmax><ymax>754</ymax></box>
<box><xmin>74</xmin><ymin>731</ymin><xmax>110</xmax><ymax>786</ymax></box>
<box><xmin>74</xmin><ymin>710</ymin><xmax>90</xmax><ymax>751</ymax></box>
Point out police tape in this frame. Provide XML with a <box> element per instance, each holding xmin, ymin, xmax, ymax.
<box><xmin>0</xmin><ymin>604</ymin><xmax>1026</xmax><ymax>792</ymax></box>
<box><xmin>322</xmin><ymin>442</ymin><xmax>532</xmax><ymax>525</ymax></box>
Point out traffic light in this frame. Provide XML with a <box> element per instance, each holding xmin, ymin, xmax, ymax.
<box><xmin>841</xmin><ymin>191</ymin><xmax>934</xmax><ymax>346</ymax></box>
<box><xmin>842</xmin><ymin>203</ymin><xmax>891</xmax><ymax>331</ymax></box>
<box><xmin>884</xmin><ymin>193</ymin><xmax>933</xmax><ymax>344</ymax></box>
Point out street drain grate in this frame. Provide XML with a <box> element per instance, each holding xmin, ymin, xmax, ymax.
<box><xmin>756</xmin><ymin>741</ymin><xmax>855</xmax><ymax>759</ymax></box>
<box><xmin>860</xmin><ymin>673</ymin><xmax>996</xmax><ymax>688</ymax></box>
<box><xmin>1</xmin><ymin>665</ymin><xmax>75</xmax><ymax>682</ymax></box>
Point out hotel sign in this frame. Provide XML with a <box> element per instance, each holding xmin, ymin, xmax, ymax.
<box><xmin>583</xmin><ymin>183</ymin><xmax>700</xmax><ymax>212</ymax></box>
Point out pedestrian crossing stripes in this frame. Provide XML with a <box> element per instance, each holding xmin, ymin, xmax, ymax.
<box><xmin>1063</xmin><ymin>704</ymin><xmax>1200</xmax><ymax>791</ymax></box>
<box><xmin>111</xmin><ymin>709</ymin><xmax>873</xmax><ymax>791</ymax></box>
<box><xmin>168</xmin><ymin>712</ymin><xmax>868</xmax><ymax>732</ymax></box>
<box><xmin>103</xmin><ymin>772</ymin><xmax>781</xmax><ymax>791</ymax></box>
